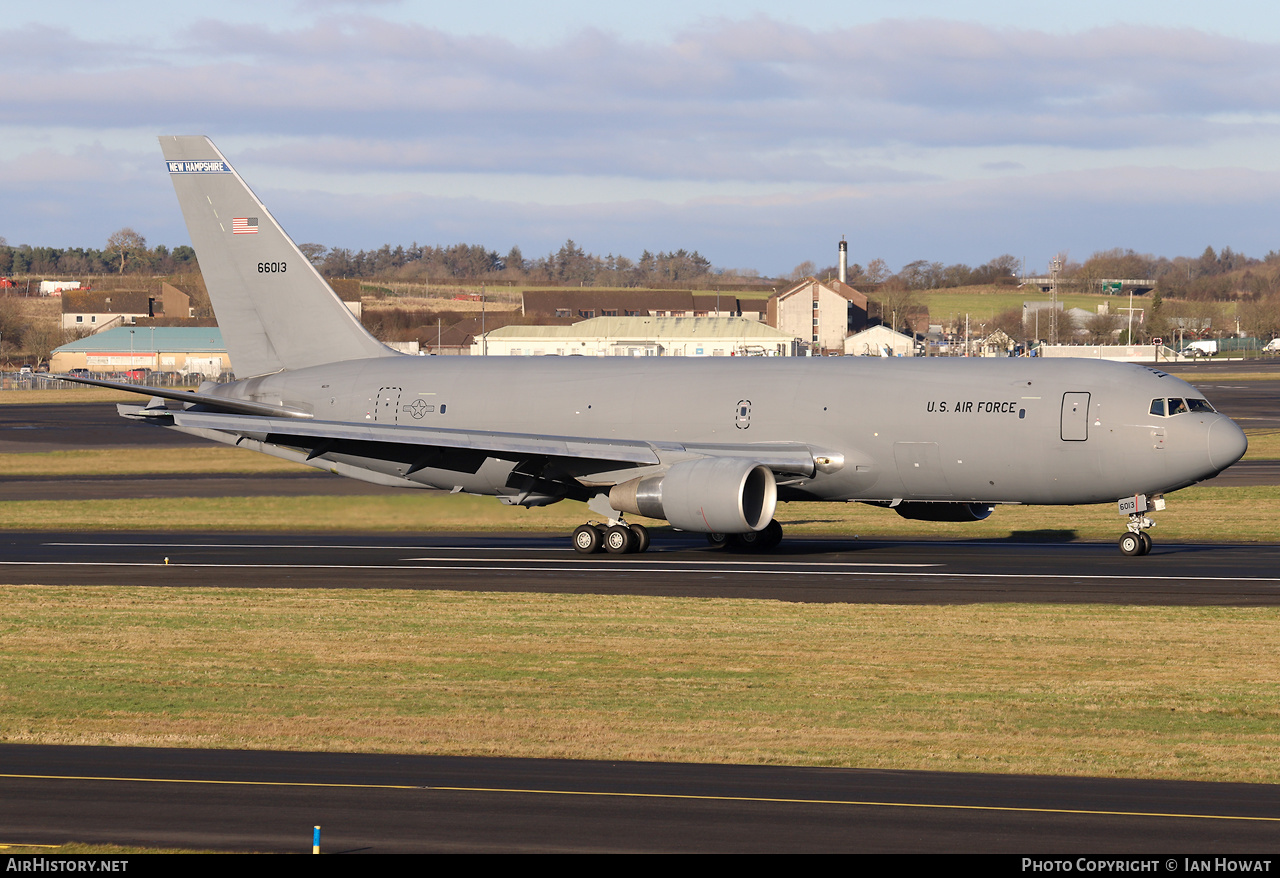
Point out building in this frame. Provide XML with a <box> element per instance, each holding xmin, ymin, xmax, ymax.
<box><xmin>61</xmin><ymin>290</ymin><xmax>154</xmax><ymax>331</ymax></box>
<box><xmin>521</xmin><ymin>290</ymin><xmax>765</xmax><ymax>322</ymax></box>
<box><xmin>51</xmin><ymin>326</ymin><xmax>231</xmax><ymax>377</ymax></box>
<box><xmin>843</xmin><ymin>325</ymin><xmax>917</xmax><ymax>357</ymax></box>
<box><xmin>471</xmin><ymin>316</ymin><xmax>799</xmax><ymax>357</ymax></box>
<box><xmin>767</xmin><ymin>277</ymin><xmax>868</xmax><ymax>353</ymax></box>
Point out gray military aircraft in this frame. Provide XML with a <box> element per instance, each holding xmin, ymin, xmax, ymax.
<box><xmin>68</xmin><ymin>136</ymin><xmax>1248</xmax><ymax>556</ymax></box>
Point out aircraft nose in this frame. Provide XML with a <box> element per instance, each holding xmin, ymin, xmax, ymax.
<box><xmin>1207</xmin><ymin>417</ymin><xmax>1248</xmax><ymax>471</ymax></box>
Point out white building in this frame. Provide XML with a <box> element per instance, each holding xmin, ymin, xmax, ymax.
<box><xmin>843</xmin><ymin>325</ymin><xmax>916</xmax><ymax>357</ymax></box>
<box><xmin>471</xmin><ymin>316</ymin><xmax>800</xmax><ymax>357</ymax></box>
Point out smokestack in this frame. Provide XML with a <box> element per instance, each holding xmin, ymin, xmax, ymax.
<box><xmin>838</xmin><ymin>237</ymin><xmax>848</xmax><ymax>284</ymax></box>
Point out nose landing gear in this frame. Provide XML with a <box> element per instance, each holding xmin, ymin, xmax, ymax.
<box><xmin>1117</xmin><ymin>494</ymin><xmax>1163</xmax><ymax>556</ymax></box>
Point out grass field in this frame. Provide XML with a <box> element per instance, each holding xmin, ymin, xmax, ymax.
<box><xmin>4</xmin><ymin>586</ymin><xmax>1278</xmax><ymax>783</ymax></box>
<box><xmin>0</xmin><ymin>388</ymin><xmax>138</xmax><ymax>405</ymax></box>
<box><xmin>0</xmin><ymin>486</ymin><xmax>1276</xmax><ymax>542</ymax></box>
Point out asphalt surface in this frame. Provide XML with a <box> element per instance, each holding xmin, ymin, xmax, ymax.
<box><xmin>4</xmin><ymin>744</ymin><xmax>1280</xmax><ymax>853</ymax></box>
<box><xmin>3</xmin><ymin>531</ymin><xmax>1280</xmax><ymax>606</ymax></box>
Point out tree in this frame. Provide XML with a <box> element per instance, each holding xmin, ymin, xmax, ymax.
<box><xmin>23</xmin><ymin>322</ymin><xmax>65</xmax><ymax>367</ymax></box>
<box><xmin>789</xmin><ymin>260</ymin><xmax>816</xmax><ymax>281</ymax></box>
<box><xmin>864</xmin><ymin>258</ymin><xmax>891</xmax><ymax>284</ymax></box>
<box><xmin>298</xmin><ymin>243</ymin><xmax>328</xmax><ymax>266</ymax></box>
<box><xmin>106</xmin><ymin>228</ymin><xmax>147</xmax><ymax>274</ymax></box>
<box><xmin>1082</xmin><ymin>311</ymin><xmax>1121</xmax><ymax>344</ymax></box>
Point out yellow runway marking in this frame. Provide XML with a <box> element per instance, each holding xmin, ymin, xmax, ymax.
<box><xmin>4</xmin><ymin>773</ymin><xmax>1279</xmax><ymax>823</ymax></box>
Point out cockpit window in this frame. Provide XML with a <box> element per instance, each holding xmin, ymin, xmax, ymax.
<box><xmin>1150</xmin><ymin>397</ymin><xmax>1215</xmax><ymax>417</ymax></box>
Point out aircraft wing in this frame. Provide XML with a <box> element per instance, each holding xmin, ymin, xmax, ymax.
<box><xmin>121</xmin><ymin>405</ymin><xmax>821</xmax><ymax>477</ymax></box>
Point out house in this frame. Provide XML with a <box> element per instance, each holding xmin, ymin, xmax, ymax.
<box><xmin>767</xmin><ymin>277</ymin><xmax>868</xmax><ymax>354</ymax></box>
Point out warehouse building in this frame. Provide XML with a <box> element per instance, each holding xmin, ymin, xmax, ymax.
<box><xmin>51</xmin><ymin>326</ymin><xmax>231</xmax><ymax>377</ymax></box>
<box><xmin>471</xmin><ymin>316</ymin><xmax>800</xmax><ymax>357</ymax></box>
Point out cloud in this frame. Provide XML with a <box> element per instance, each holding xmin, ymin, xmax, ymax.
<box><xmin>5</xmin><ymin>14</ymin><xmax>1280</xmax><ymax>271</ymax></box>
<box><xmin>6</xmin><ymin>15</ymin><xmax>1280</xmax><ymax>183</ymax></box>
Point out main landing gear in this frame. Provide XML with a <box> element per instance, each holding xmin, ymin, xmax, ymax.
<box><xmin>706</xmin><ymin>519</ymin><xmax>784</xmax><ymax>552</ymax></box>
<box><xmin>572</xmin><ymin>522</ymin><xmax>651</xmax><ymax>554</ymax></box>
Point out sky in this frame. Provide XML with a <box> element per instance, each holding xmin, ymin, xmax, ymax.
<box><xmin>3</xmin><ymin>0</ymin><xmax>1279</xmax><ymax>276</ymax></box>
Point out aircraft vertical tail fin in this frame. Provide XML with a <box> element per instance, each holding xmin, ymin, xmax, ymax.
<box><xmin>159</xmin><ymin>136</ymin><xmax>396</xmax><ymax>378</ymax></box>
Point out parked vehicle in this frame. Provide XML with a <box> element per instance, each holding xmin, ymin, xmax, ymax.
<box><xmin>1180</xmin><ymin>340</ymin><xmax>1218</xmax><ymax>358</ymax></box>
<box><xmin>1264</xmin><ymin>338</ymin><xmax>1280</xmax><ymax>354</ymax></box>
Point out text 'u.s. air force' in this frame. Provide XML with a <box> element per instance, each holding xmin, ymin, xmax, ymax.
<box><xmin>926</xmin><ymin>400</ymin><xmax>1019</xmax><ymax>414</ymax></box>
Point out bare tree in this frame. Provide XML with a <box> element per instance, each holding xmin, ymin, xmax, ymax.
<box><xmin>297</xmin><ymin>243</ymin><xmax>328</xmax><ymax>266</ymax></box>
<box><xmin>106</xmin><ymin>228</ymin><xmax>147</xmax><ymax>274</ymax></box>
<box><xmin>789</xmin><ymin>260</ymin><xmax>816</xmax><ymax>281</ymax></box>
<box><xmin>1082</xmin><ymin>311</ymin><xmax>1122</xmax><ymax>344</ymax></box>
<box><xmin>23</xmin><ymin>322</ymin><xmax>66</xmax><ymax>366</ymax></box>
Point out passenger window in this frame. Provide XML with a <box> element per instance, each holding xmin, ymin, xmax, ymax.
<box><xmin>1150</xmin><ymin>399</ymin><xmax>1166</xmax><ymax>417</ymax></box>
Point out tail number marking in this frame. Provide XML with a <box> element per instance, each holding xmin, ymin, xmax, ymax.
<box><xmin>257</xmin><ymin>262</ymin><xmax>287</xmax><ymax>273</ymax></box>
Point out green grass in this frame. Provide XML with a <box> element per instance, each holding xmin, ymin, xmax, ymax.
<box><xmin>3</xmin><ymin>586</ymin><xmax>1279</xmax><ymax>783</ymax></box>
<box><xmin>913</xmin><ymin>287</ymin><xmax>1112</xmax><ymax>325</ymax></box>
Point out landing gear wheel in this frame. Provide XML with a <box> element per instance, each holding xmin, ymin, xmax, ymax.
<box><xmin>628</xmin><ymin>523</ymin><xmax>651</xmax><ymax>554</ymax></box>
<box><xmin>1119</xmin><ymin>532</ymin><xmax>1143</xmax><ymax>556</ymax></box>
<box><xmin>604</xmin><ymin>524</ymin><xmax>636</xmax><ymax>554</ymax></box>
<box><xmin>573</xmin><ymin>524</ymin><xmax>603</xmax><ymax>554</ymax></box>
<box><xmin>1138</xmin><ymin>532</ymin><xmax>1153</xmax><ymax>555</ymax></box>
<box><xmin>706</xmin><ymin>533</ymin><xmax>730</xmax><ymax>549</ymax></box>
<box><xmin>756</xmin><ymin>519</ymin><xmax>783</xmax><ymax>551</ymax></box>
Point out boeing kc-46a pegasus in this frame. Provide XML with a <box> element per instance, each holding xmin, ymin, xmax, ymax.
<box><xmin>66</xmin><ymin>137</ymin><xmax>1248</xmax><ymax>556</ymax></box>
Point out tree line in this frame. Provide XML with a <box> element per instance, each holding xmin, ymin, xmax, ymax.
<box><xmin>0</xmin><ymin>231</ymin><xmax>197</xmax><ymax>279</ymax></box>
<box><xmin>307</xmin><ymin>239</ymin><xmax>718</xmax><ymax>287</ymax></box>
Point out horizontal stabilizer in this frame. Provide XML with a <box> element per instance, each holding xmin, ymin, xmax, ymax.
<box><xmin>59</xmin><ymin>375</ymin><xmax>313</xmax><ymax>419</ymax></box>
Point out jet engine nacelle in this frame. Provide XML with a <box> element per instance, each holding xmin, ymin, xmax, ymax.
<box><xmin>609</xmin><ymin>458</ymin><xmax>778</xmax><ymax>533</ymax></box>
<box><xmin>893</xmin><ymin>501</ymin><xmax>994</xmax><ymax>522</ymax></box>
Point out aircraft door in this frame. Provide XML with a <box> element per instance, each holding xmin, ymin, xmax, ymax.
<box><xmin>374</xmin><ymin>386</ymin><xmax>403</xmax><ymax>424</ymax></box>
<box><xmin>1060</xmin><ymin>392</ymin><xmax>1090</xmax><ymax>441</ymax></box>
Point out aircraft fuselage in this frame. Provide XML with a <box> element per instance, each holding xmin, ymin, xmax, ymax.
<box><xmin>206</xmin><ymin>354</ymin><xmax>1244</xmax><ymax>507</ymax></box>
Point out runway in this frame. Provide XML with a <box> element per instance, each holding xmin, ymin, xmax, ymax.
<box><xmin>4</xmin><ymin>744</ymin><xmax>1280</xmax><ymax>853</ymax></box>
<box><xmin>3</xmin><ymin>531</ymin><xmax>1280</xmax><ymax>605</ymax></box>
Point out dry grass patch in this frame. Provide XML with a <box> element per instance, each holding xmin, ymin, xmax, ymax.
<box><xmin>0</xmin><ymin>388</ymin><xmax>137</xmax><ymax>405</ymax></box>
<box><xmin>0</xmin><ymin>486</ymin><xmax>1276</xmax><ymax>542</ymax></box>
<box><xmin>1169</xmin><ymin>370</ymin><xmax>1279</xmax><ymax>382</ymax></box>
<box><xmin>0</xmin><ymin>447</ymin><xmax>312</xmax><ymax>476</ymax></box>
<box><xmin>1244</xmin><ymin>429</ymin><xmax>1280</xmax><ymax>460</ymax></box>
<box><xmin>3</xmin><ymin>586</ymin><xmax>1278</xmax><ymax>782</ymax></box>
